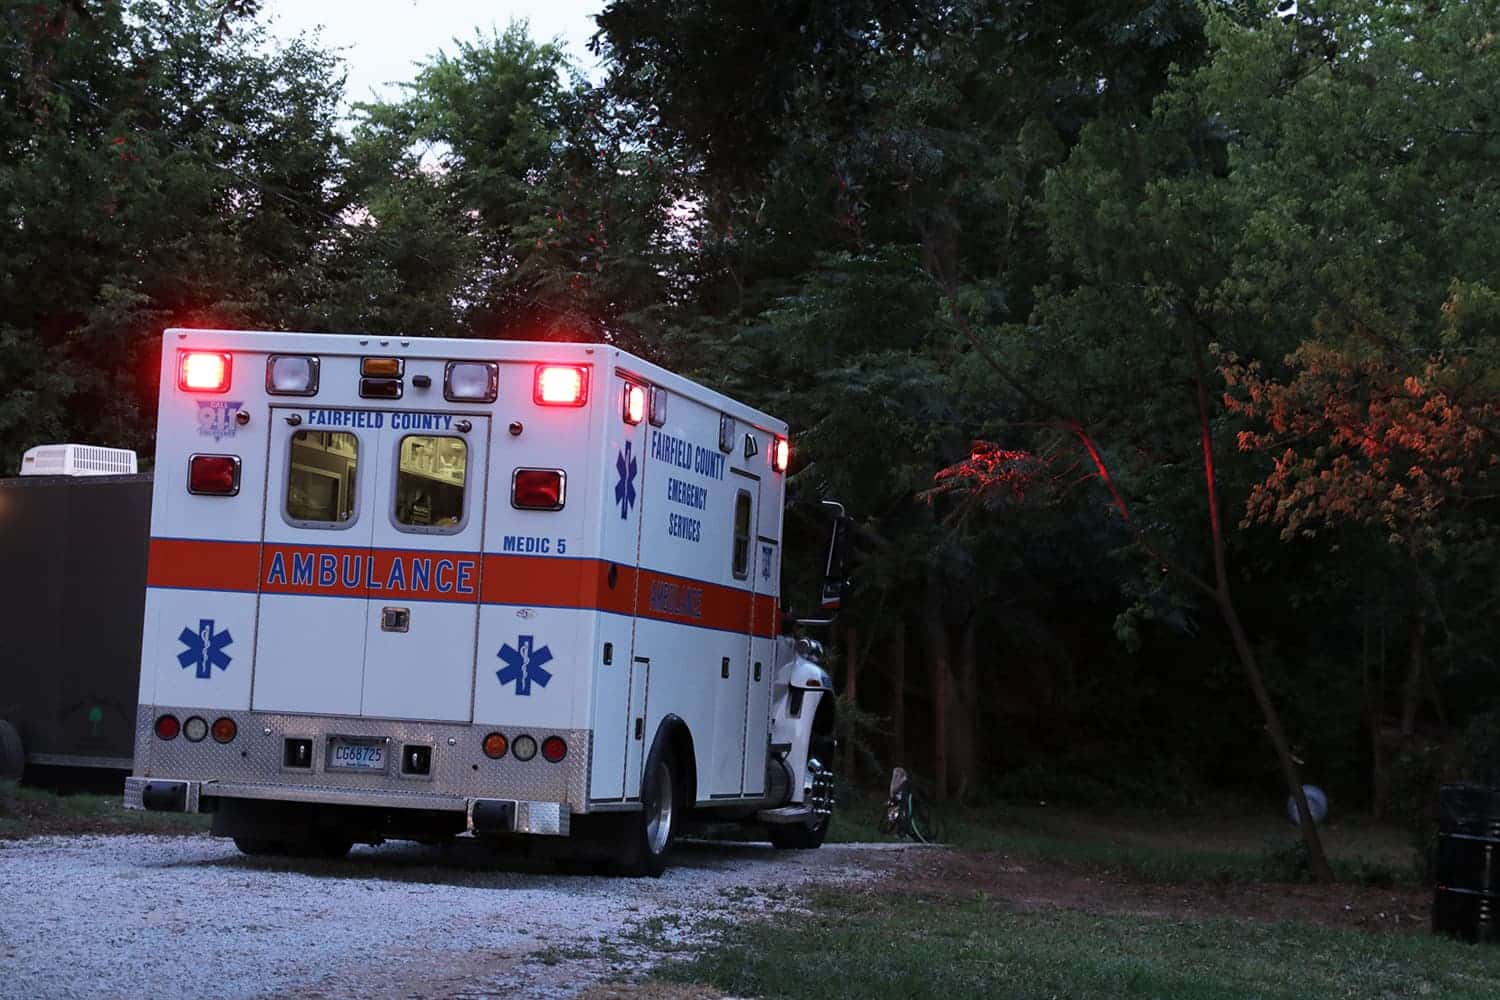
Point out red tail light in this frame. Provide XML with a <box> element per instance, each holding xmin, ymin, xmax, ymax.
<box><xmin>188</xmin><ymin>455</ymin><xmax>241</xmax><ymax>496</ymax></box>
<box><xmin>512</xmin><ymin>469</ymin><xmax>565</xmax><ymax>510</ymax></box>
<box><xmin>154</xmin><ymin>714</ymin><xmax>180</xmax><ymax>740</ymax></box>
<box><xmin>541</xmin><ymin>736</ymin><xmax>567</xmax><ymax>762</ymax></box>
<box><xmin>535</xmin><ymin>365</ymin><xmax>588</xmax><ymax>406</ymax></box>
<box><xmin>178</xmin><ymin>351</ymin><xmax>231</xmax><ymax>392</ymax></box>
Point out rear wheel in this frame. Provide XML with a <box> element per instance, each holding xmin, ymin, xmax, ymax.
<box><xmin>619</xmin><ymin>753</ymin><xmax>678</xmax><ymax>877</ymax></box>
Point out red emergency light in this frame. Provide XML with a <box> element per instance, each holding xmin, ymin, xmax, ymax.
<box><xmin>772</xmin><ymin>437</ymin><xmax>790</xmax><ymax>473</ymax></box>
<box><xmin>188</xmin><ymin>455</ymin><xmax>240</xmax><ymax>496</ymax></box>
<box><xmin>535</xmin><ymin>365</ymin><xmax>588</xmax><ymax>406</ymax></box>
<box><xmin>623</xmin><ymin>384</ymin><xmax>647</xmax><ymax>425</ymax></box>
<box><xmin>512</xmin><ymin>469</ymin><xmax>565</xmax><ymax>510</ymax></box>
<box><xmin>178</xmin><ymin>351</ymin><xmax>232</xmax><ymax>392</ymax></box>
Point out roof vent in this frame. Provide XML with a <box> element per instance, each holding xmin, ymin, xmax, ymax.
<box><xmin>19</xmin><ymin>444</ymin><xmax>138</xmax><ymax>477</ymax></box>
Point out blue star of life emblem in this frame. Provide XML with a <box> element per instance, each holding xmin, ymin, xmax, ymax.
<box><xmin>177</xmin><ymin>618</ymin><xmax>233</xmax><ymax>679</ymax></box>
<box><xmin>614</xmin><ymin>441</ymin><xmax>638</xmax><ymax>519</ymax></box>
<box><xmin>496</xmin><ymin>634</ymin><xmax>554</xmax><ymax>696</ymax></box>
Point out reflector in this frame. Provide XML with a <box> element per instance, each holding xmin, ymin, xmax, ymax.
<box><xmin>445</xmin><ymin>361</ymin><xmax>498</xmax><ymax>402</ymax></box>
<box><xmin>623</xmin><ymin>384</ymin><xmax>647</xmax><ymax>424</ymax></box>
<box><xmin>535</xmin><ymin>365</ymin><xmax>588</xmax><ymax>406</ymax></box>
<box><xmin>482</xmin><ymin>732</ymin><xmax>508</xmax><ymax>759</ymax></box>
<box><xmin>179</xmin><ymin>351</ymin><xmax>231</xmax><ymax>392</ymax></box>
<box><xmin>266</xmin><ymin>355</ymin><xmax>319</xmax><ymax>395</ymax></box>
<box><xmin>188</xmin><ymin>454</ymin><xmax>240</xmax><ymax>496</ymax></box>
<box><xmin>541</xmin><ymin>736</ymin><xmax>568</xmax><ymax>763</ymax></box>
<box><xmin>772</xmin><ymin>437</ymin><xmax>790</xmax><ymax>472</ymax></box>
<box><xmin>512</xmin><ymin>469</ymin><xmax>565</xmax><ymax>510</ymax></box>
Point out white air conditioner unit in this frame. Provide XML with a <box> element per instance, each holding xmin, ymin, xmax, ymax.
<box><xmin>19</xmin><ymin>443</ymin><xmax>138</xmax><ymax>477</ymax></box>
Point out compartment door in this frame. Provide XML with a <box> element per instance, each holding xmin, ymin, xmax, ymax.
<box><xmin>361</xmin><ymin>417</ymin><xmax>489</xmax><ymax>722</ymax></box>
<box><xmin>742</xmin><ymin>517</ymin><xmax>776</xmax><ymax>796</ymax></box>
<box><xmin>253</xmin><ymin>412</ymin><xmax>380</xmax><ymax>716</ymax></box>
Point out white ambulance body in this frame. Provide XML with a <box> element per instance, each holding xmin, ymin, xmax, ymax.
<box><xmin>124</xmin><ymin>329</ymin><xmax>842</xmax><ymax>874</ymax></box>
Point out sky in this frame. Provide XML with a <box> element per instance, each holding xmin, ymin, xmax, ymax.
<box><xmin>259</xmin><ymin>0</ymin><xmax>607</xmax><ymax>109</ymax></box>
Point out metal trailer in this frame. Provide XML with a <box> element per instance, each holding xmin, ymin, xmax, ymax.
<box><xmin>0</xmin><ymin>473</ymin><xmax>151</xmax><ymax>776</ymax></box>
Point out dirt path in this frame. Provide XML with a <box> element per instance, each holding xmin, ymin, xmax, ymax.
<box><xmin>871</xmin><ymin>848</ymin><xmax>1432</xmax><ymax>934</ymax></box>
<box><xmin>0</xmin><ymin>835</ymin><xmax>894</xmax><ymax>999</ymax></box>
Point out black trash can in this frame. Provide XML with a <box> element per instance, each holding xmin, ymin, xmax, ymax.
<box><xmin>1433</xmin><ymin>783</ymin><xmax>1500</xmax><ymax>943</ymax></box>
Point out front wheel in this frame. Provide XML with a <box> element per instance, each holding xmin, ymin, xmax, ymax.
<box><xmin>769</xmin><ymin>815</ymin><xmax>830</xmax><ymax>850</ymax></box>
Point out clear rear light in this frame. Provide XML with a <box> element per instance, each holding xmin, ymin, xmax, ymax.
<box><xmin>182</xmin><ymin>717</ymin><xmax>208</xmax><ymax>742</ymax></box>
<box><xmin>188</xmin><ymin>454</ymin><xmax>241</xmax><ymax>496</ymax></box>
<box><xmin>623</xmin><ymin>384</ymin><xmax>646</xmax><ymax>425</ymax></box>
<box><xmin>154</xmin><ymin>714</ymin><xmax>180</xmax><ymax>740</ymax></box>
<box><xmin>535</xmin><ymin>365</ymin><xmax>588</xmax><ymax>406</ymax></box>
<box><xmin>266</xmin><ymin>355</ymin><xmax>319</xmax><ymax>395</ymax></box>
<box><xmin>541</xmin><ymin>736</ymin><xmax>567</xmax><ymax>763</ymax></box>
<box><xmin>512</xmin><ymin>469</ymin><xmax>565</xmax><ymax>510</ymax></box>
<box><xmin>511</xmin><ymin>734</ymin><xmax>538</xmax><ymax>761</ymax></box>
<box><xmin>445</xmin><ymin>361</ymin><xmax>498</xmax><ymax>402</ymax></box>
<box><xmin>178</xmin><ymin>351</ymin><xmax>231</xmax><ymax>392</ymax></box>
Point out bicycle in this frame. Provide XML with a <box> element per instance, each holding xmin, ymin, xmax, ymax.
<box><xmin>878</xmin><ymin>767</ymin><xmax>941</xmax><ymax>844</ymax></box>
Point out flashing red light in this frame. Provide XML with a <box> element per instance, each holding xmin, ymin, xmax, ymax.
<box><xmin>154</xmin><ymin>714</ymin><xmax>180</xmax><ymax>740</ymax></box>
<box><xmin>188</xmin><ymin>454</ymin><xmax>240</xmax><ymax>495</ymax></box>
<box><xmin>535</xmin><ymin>365</ymin><xmax>588</xmax><ymax>406</ymax></box>
<box><xmin>772</xmin><ymin>437</ymin><xmax>790</xmax><ymax>472</ymax></box>
<box><xmin>624</xmin><ymin>384</ymin><xmax>647</xmax><ymax>424</ymax></box>
<box><xmin>541</xmin><ymin>736</ymin><xmax>568</xmax><ymax>763</ymax></box>
<box><xmin>179</xmin><ymin>351</ymin><xmax>231</xmax><ymax>392</ymax></box>
<box><xmin>513</xmin><ymin>469</ymin><xmax>564</xmax><ymax>510</ymax></box>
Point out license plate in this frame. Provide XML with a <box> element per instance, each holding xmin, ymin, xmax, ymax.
<box><xmin>327</xmin><ymin>738</ymin><xmax>387</xmax><ymax>772</ymax></box>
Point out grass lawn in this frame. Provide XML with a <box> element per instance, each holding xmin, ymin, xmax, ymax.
<box><xmin>655</xmin><ymin>885</ymin><xmax>1500</xmax><ymax>1000</ymax></box>
<box><xmin>0</xmin><ymin>781</ymin><xmax>210</xmax><ymax>839</ymax></box>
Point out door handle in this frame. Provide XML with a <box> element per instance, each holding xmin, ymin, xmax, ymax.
<box><xmin>381</xmin><ymin>607</ymin><xmax>410</xmax><ymax>632</ymax></box>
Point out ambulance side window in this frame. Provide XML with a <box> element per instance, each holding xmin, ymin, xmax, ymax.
<box><xmin>286</xmin><ymin>431</ymin><xmax>358</xmax><ymax>525</ymax></box>
<box><xmin>732</xmin><ymin>491</ymin><xmax>752</xmax><ymax>579</ymax></box>
<box><xmin>395</xmin><ymin>435</ymin><xmax>467</xmax><ymax>532</ymax></box>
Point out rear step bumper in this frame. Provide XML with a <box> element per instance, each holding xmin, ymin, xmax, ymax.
<box><xmin>124</xmin><ymin>776</ymin><xmax>569</xmax><ymax>835</ymax></box>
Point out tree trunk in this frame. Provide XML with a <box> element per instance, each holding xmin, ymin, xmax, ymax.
<box><xmin>925</xmin><ymin>582</ymin><xmax>951</xmax><ymax>801</ymax></box>
<box><xmin>952</xmin><ymin>617</ymin><xmax>978</xmax><ymax>799</ymax></box>
<box><xmin>842</xmin><ymin>624</ymin><xmax>859</xmax><ymax>782</ymax></box>
<box><xmin>889</xmin><ymin>620</ymin><xmax>906</xmax><ymax>768</ymax></box>
<box><xmin>1401</xmin><ymin>614</ymin><xmax>1426</xmax><ymax>737</ymax></box>
<box><xmin>1188</xmin><ymin>326</ymin><xmax>1334</xmax><ymax>882</ymax></box>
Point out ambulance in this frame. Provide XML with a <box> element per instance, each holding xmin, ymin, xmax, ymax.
<box><xmin>124</xmin><ymin>329</ymin><xmax>847</xmax><ymax>875</ymax></box>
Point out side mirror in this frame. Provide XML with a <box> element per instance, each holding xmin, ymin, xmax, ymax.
<box><xmin>819</xmin><ymin>506</ymin><xmax>851</xmax><ymax>611</ymax></box>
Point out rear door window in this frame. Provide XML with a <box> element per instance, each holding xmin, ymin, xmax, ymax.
<box><xmin>394</xmin><ymin>434</ymin><xmax>468</xmax><ymax>532</ymax></box>
<box><xmin>286</xmin><ymin>430</ymin><xmax>358</xmax><ymax>525</ymax></box>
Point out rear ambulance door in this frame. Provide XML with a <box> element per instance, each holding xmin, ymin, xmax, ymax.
<box><xmin>589</xmin><ymin>371</ymin><xmax>649</xmax><ymax>800</ymax></box>
<box><xmin>715</xmin><ymin>473</ymin><xmax>758</xmax><ymax>795</ymax></box>
<box><xmin>742</xmin><ymin>475</ymin><xmax>775</xmax><ymax>796</ymax></box>
<box><xmin>361</xmin><ymin>417</ymin><xmax>488</xmax><ymax>721</ymax></box>
<box><xmin>253</xmin><ymin>409</ymin><xmax>380</xmax><ymax>715</ymax></box>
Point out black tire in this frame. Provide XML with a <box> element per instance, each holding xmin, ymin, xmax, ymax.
<box><xmin>769</xmin><ymin>815</ymin><xmax>830</xmax><ymax>850</ymax></box>
<box><xmin>233</xmin><ymin>837</ymin><xmax>284</xmax><ymax>856</ymax></box>
<box><xmin>291</xmin><ymin>835</ymin><xmax>353</xmax><ymax>859</ymax></box>
<box><xmin>0</xmin><ymin>720</ymin><xmax>24</xmax><ymax>782</ymax></box>
<box><xmin>619</xmin><ymin>751</ymin><xmax>679</xmax><ymax>877</ymax></box>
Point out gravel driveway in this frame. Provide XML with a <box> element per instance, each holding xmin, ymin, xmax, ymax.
<box><xmin>0</xmin><ymin>834</ymin><xmax>893</xmax><ymax>999</ymax></box>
